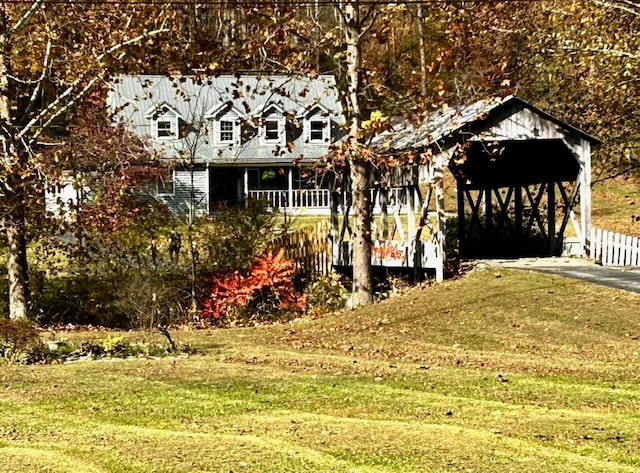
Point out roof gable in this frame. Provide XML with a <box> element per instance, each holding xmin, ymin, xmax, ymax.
<box><xmin>376</xmin><ymin>95</ymin><xmax>601</xmax><ymax>154</ymax></box>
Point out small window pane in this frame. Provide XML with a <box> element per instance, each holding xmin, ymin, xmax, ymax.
<box><xmin>157</xmin><ymin>120</ymin><xmax>174</xmax><ymax>138</ymax></box>
<box><xmin>219</xmin><ymin>120</ymin><xmax>234</xmax><ymax>142</ymax></box>
<box><xmin>265</xmin><ymin>120</ymin><xmax>280</xmax><ymax>141</ymax></box>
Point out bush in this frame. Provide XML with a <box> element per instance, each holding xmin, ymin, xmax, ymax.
<box><xmin>0</xmin><ymin>319</ymin><xmax>47</xmax><ymax>365</ymax></box>
<box><xmin>202</xmin><ymin>249</ymin><xmax>306</xmax><ymax>323</ymax></box>
<box><xmin>32</xmin><ymin>200</ymin><xmax>284</xmax><ymax>328</ymax></box>
<box><xmin>305</xmin><ymin>274</ymin><xmax>347</xmax><ymax>314</ymax></box>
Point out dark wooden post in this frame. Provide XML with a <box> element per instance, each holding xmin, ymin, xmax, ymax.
<box><xmin>485</xmin><ymin>187</ymin><xmax>493</xmax><ymax>241</ymax></box>
<box><xmin>515</xmin><ymin>185</ymin><xmax>523</xmax><ymax>243</ymax></box>
<box><xmin>457</xmin><ymin>180</ymin><xmax>466</xmax><ymax>257</ymax></box>
<box><xmin>548</xmin><ymin>180</ymin><xmax>556</xmax><ymax>255</ymax></box>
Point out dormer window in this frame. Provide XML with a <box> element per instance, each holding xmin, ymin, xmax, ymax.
<box><xmin>264</xmin><ymin>119</ymin><xmax>282</xmax><ymax>142</ymax></box>
<box><xmin>219</xmin><ymin>121</ymin><xmax>234</xmax><ymax>142</ymax></box>
<box><xmin>206</xmin><ymin>103</ymin><xmax>243</xmax><ymax>146</ymax></box>
<box><xmin>157</xmin><ymin>119</ymin><xmax>176</xmax><ymax>139</ymax></box>
<box><xmin>299</xmin><ymin>104</ymin><xmax>331</xmax><ymax>145</ymax></box>
<box><xmin>145</xmin><ymin>104</ymin><xmax>180</xmax><ymax>141</ymax></box>
<box><xmin>308</xmin><ymin>119</ymin><xmax>329</xmax><ymax>143</ymax></box>
<box><xmin>212</xmin><ymin>118</ymin><xmax>240</xmax><ymax>146</ymax></box>
<box><xmin>257</xmin><ymin>103</ymin><xmax>286</xmax><ymax>146</ymax></box>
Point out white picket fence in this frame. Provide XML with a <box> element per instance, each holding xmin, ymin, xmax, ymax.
<box><xmin>590</xmin><ymin>228</ymin><xmax>640</xmax><ymax>266</ymax></box>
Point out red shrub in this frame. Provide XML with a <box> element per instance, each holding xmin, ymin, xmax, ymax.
<box><xmin>202</xmin><ymin>249</ymin><xmax>306</xmax><ymax>321</ymax></box>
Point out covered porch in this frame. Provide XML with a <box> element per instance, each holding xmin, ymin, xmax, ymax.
<box><xmin>208</xmin><ymin>164</ymin><xmax>422</xmax><ymax>215</ymax></box>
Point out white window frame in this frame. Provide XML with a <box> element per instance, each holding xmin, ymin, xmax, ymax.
<box><xmin>213</xmin><ymin>118</ymin><xmax>240</xmax><ymax>146</ymax></box>
<box><xmin>260</xmin><ymin>116</ymin><xmax>285</xmax><ymax>146</ymax></box>
<box><xmin>306</xmin><ymin>117</ymin><xmax>330</xmax><ymax>144</ymax></box>
<box><xmin>153</xmin><ymin>109</ymin><xmax>179</xmax><ymax>141</ymax></box>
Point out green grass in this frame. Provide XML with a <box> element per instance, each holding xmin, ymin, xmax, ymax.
<box><xmin>591</xmin><ymin>176</ymin><xmax>640</xmax><ymax>233</ymax></box>
<box><xmin>2</xmin><ymin>267</ymin><xmax>640</xmax><ymax>472</ymax></box>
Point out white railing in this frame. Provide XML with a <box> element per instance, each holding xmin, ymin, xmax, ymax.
<box><xmin>293</xmin><ymin>189</ymin><xmax>330</xmax><ymax>208</ymax></box>
<box><xmin>248</xmin><ymin>187</ymin><xmax>420</xmax><ymax>212</ymax></box>
<box><xmin>590</xmin><ymin>227</ymin><xmax>640</xmax><ymax>266</ymax></box>
<box><xmin>248</xmin><ymin>189</ymin><xmax>289</xmax><ymax>208</ymax></box>
<box><xmin>248</xmin><ymin>189</ymin><xmax>330</xmax><ymax>209</ymax></box>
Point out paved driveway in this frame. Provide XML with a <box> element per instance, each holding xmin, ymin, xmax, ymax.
<box><xmin>483</xmin><ymin>257</ymin><xmax>640</xmax><ymax>294</ymax></box>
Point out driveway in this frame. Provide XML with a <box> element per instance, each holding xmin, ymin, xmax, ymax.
<box><xmin>482</xmin><ymin>257</ymin><xmax>640</xmax><ymax>294</ymax></box>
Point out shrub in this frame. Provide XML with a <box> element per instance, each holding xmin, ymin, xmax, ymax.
<box><xmin>202</xmin><ymin>249</ymin><xmax>306</xmax><ymax>323</ymax></box>
<box><xmin>0</xmin><ymin>319</ymin><xmax>47</xmax><ymax>365</ymax></box>
<box><xmin>33</xmin><ymin>199</ymin><xmax>284</xmax><ymax>328</ymax></box>
<box><xmin>305</xmin><ymin>274</ymin><xmax>347</xmax><ymax>314</ymax></box>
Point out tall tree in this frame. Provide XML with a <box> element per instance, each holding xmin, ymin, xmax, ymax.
<box><xmin>0</xmin><ymin>1</ymin><xmax>169</xmax><ymax>319</ymax></box>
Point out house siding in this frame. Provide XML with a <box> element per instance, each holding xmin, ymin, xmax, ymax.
<box><xmin>160</xmin><ymin>168</ymin><xmax>209</xmax><ymax>215</ymax></box>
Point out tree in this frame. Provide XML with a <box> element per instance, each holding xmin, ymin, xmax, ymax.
<box><xmin>440</xmin><ymin>0</ymin><xmax>640</xmax><ymax>178</ymax></box>
<box><xmin>0</xmin><ymin>1</ymin><xmax>170</xmax><ymax>319</ymax></box>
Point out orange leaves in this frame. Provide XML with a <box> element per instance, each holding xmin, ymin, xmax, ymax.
<box><xmin>202</xmin><ymin>249</ymin><xmax>306</xmax><ymax>321</ymax></box>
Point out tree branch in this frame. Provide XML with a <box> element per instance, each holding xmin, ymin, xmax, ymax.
<box><xmin>545</xmin><ymin>46</ymin><xmax>638</xmax><ymax>59</ymax></box>
<box><xmin>18</xmin><ymin>26</ymin><xmax>169</xmax><ymax>143</ymax></box>
<box><xmin>590</xmin><ymin>0</ymin><xmax>640</xmax><ymax>18</ymax></box>
<box><xmin>24</xmin><ymin>37</ymin><xmax>52</xmax><ymax>117</ymax></box>
<box><xmin>10</xmin><ymin>0</ymin><xmax>42</xmax><ymax>36</ymax></box>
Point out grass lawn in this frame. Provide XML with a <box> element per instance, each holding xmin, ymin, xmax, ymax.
<box><xmin>2</xmin><ymin>266</ymin><xmax>640</xmax><ymax>472</ymax></box>
<box><xmin>591</xmin><ymin>176</ymin><xmax>640</xmax><ymax>234</ymax></box>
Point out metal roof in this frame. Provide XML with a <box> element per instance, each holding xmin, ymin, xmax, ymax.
<box><xmin>108</xmin><ymin>74</ymin><xmax>346</xmax><ymax>164</ymax></box>
<box><xmin>374</xmin><ymin>95</ymin><xmax>601</xmax><ymax>154</ymax></box>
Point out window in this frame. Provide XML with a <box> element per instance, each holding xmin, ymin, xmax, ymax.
<box><xmin>258</xmin><ymin>104</ymin><xmax>286</xmax><ymax>146</ymax></box>
<box><xmin>309</xmin><ymin>119</ymin><xmax>328</xmax><ymax>143</ymax></box>
<box><xmin>265</xmin><ymin>119</ymin><xmax>280</xmax><ymax>142</ymax></box>
<box><xmin>157</xmin><ymin>120</ymin><xmax>175</xmax><ymax>139</ymax></box>
<box><xmin>219</xmin><ymin>120</ymin><xmax>234</xmax><ymax>142</ymax></box>
<box><xmin>301</xmin><ymin>105</ymin><xmax>331</xmax><ymax>145</ymax></box>
<box><xmin>157</xmin><ymin>172</ymin><xmax>175</xmax><ymax>195</ymax></box>
<box><xmin>144</xmin><ymin>104</ymin><xmax>180</xmax><ymax>141</ymax></box>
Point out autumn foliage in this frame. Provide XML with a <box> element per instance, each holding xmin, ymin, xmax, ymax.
<box><xmin>202</xmin><ymin>249</ymin><xmax>306</xmax><ymax>322</ymax></box>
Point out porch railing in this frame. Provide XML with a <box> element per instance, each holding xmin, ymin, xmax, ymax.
<box><xmin>247</xmin><ymin>187</ymin><xmax>418</xmax><ymax>211</ymax></box>
<box><xmin>248</xmin><ymin>189</ymin><xmax>289</xmax><ymax>208</ymax></box>
<box><xmin>248</xmin><ymin>189</ymin><xmax>330</xmax><ymax>209</ymax></box>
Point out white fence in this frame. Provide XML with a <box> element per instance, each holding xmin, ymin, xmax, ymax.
<box><xmin>590</xmin><ymin>228</ymin><xmax>640</xmax><ymax>266</ymax></box>
<box><xmin>248</xmin><ymin>189</ymin><xmax>330</xmax><ymax>209</ymax></box>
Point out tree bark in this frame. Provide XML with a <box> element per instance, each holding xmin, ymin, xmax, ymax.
<box><xmin>350</xmin><ymin>158</ymin><xmax>373</xmax><ymax>306</ymax></box>
<box><xmin>3</xmin><ymin>193</ymin><xmax>30</xmax><ymax>319</ymax></box>
<box><xmin>417</xmin><ymin>4</ymin><xmax>429</xmax><ymax>99</ymax></box>
<box><xmin>0</xmin><ymin>5</ymin><xmax>30</xmax><ymax>319</ymax></box>
<box><xmin>344</xmin><ymin>1</ymin><xmax>373</xmax><ymax>306</ymax></box>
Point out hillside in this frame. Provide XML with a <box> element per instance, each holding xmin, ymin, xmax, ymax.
<box><xmin>1</xmin><ymin>267</ymin><xmax>639</xmax><ymax>472</ymax></box>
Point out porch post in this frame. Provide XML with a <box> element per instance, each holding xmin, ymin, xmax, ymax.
<box><xmin>243</xmin><ymin>167</ymin><xmax>249</xmax><ymax>206</ymax></box>
<box><xmin>288</xmin><ymin>167</ymin><xmax>294</xmax><ymax>211</ymax></box>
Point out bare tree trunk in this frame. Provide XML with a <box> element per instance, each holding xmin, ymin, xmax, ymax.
<box><xmin>0</xmin><ymin>6</ymin><xmax>30</xmax><ymax>319</ymax></box>
<box><xmin>344</xmin><ymin>1</ymin><xmax>373</xmax><ymax>306</ymax></box>
<box><xmin>417</xmin><ymin>4</ymin><xmax>429</xmax><ymax>99</ymax></box>
<box><xmin>3</xmin><ymin>193</ymin><xmax>30</xmax><ymax>320</ymax></box>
